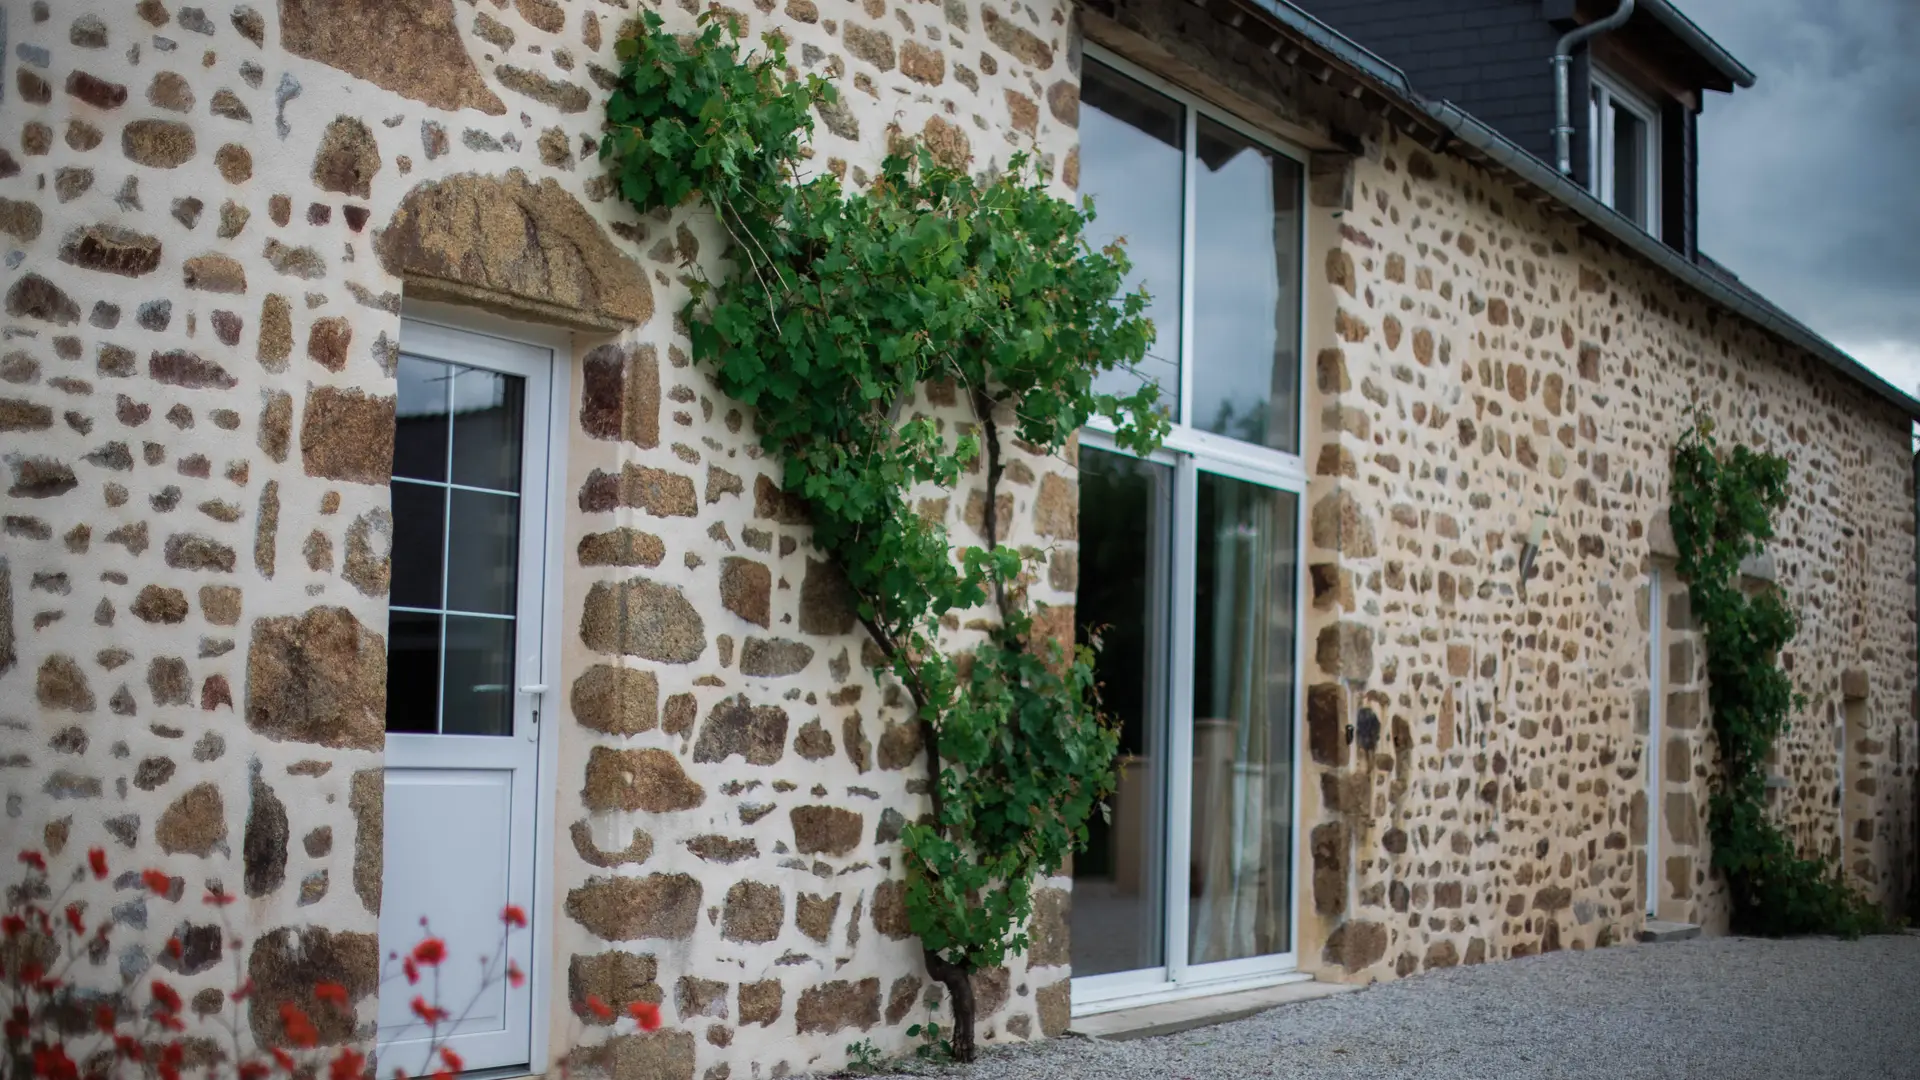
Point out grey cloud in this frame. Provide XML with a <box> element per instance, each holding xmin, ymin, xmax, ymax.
<box><xmin>1684</xmin><ymin>0</ymin><xmax>1920</xmax><ymax>372</ymax></box>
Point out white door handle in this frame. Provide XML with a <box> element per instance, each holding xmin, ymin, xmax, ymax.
<box><xmin>520</xmin><ymin>684</ymin><xmax>549</xmax><ymax>694</ymax></box>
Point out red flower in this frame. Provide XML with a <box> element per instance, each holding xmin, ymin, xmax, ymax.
<box><xmin>34</xmin><ymin>1044</ymin><xmax>79</xmax><ymax>1080</ymax></box>
<box><xmin>112</xmin><ymin>1035</ymin><xmax>145</xmax><ymax>1061</ymax></box>
<box><xmin>165</xmin><ymin>938</ymin><xmax>183</xmax><ymax>959</ymax></box>
<box><xmin>439</xmin><ymin>1049</ymin><xmax>463</xmax><ymax>1072</ymax></box>
<box><xmin>584</xmin><ymin>995</ymin><xmax>613</xmax><ymax>1021</ymax></box>
<box><xmin>501</xmin><ymin>905</ymin><xmax>528</xmax><ymax>928</ymax></box>
<box><xmin>2</xmin><ymin>915</ymin><xmax>25</xmax><ymax>937</ymax></box>
<box><xmin>279</xmin><ymin>1002</ymin><xmax>319</xmax><ymax>1048</ymax></box>
<box><xmin>403</xmin><ymin>958</ymin><xmax>420</xmax><ymax>985</ymax></box>
<box><xmin>88</xmin><ymin>848</ymin><xmax>109</xmax><ymax>879</ymax></box>
<box><xmin>17</xmin><ymin>851</ymin><xmax>46</xmax><ymax>873</ymax></box>
<box><xmin>205</xmin><ymin>887</ymin><xmax>237</xmax><ymax>907</ymax></box>
<box><xmin>410</xmin><ymin>996</ymin><xmax>449</xmax><ymax>1025</ymax></box>
<box><xmin>232</xmin><ymin>979</ymin><xmax>256</xmax><ymax>1002</ymax></box>
<box><xmin>94</xmin><ymin>1006</ymin><xmax>116</xmax><ymax>1034</ymax></box>
<box><xmin>315</xmin><ymin>982</ymin><xmax>350</xmax><ymax>1009</ymax></box>
<box><xmin>627</xmin><ymin>1002</ymin><xmax>662</xmax><ymax>1032</ymax></box>
<box><xmin>328</xmin><ymin>1047</ymin><xmax>367</xmax><ymax>1080</ymax></box>
<box><xmin>411</xmin><ymin>938</ymin><xmax>447</xmax><ymax>967</ymax></box>
<box><xmin>151</xmin><ymin>979</ymin><xmax>183</xmax><ymax>1014</ymax></box>
<box><xmin>431</xmin><ymin>1071</ymin><xmax>453</xmax><ymax>1080</ymax></box>
<box><xmin>507</xmin><ymin>961</ymin><xmax>526</xmax><ymax>988</ymax></box>
<box><xmin>158</xmin><ymin>1041</ymin><xmax>185</xmax><ymax>1080</ymax></box>
<box><xmin>240</xmin><ymin>1062</ymin><xmax>271</xmax><ymax>1080</ymax></box>
<box><xmin>64</xmin><ymin>905</ymin><xmax>84</xmax><ymax>935</ymax></box>
<box><xmin>271</xmin><ymin>1049</ymin><xmax>297</xmax><ymax>1074</ymax></box>
<box><xmin>142</xmin><ymin>869</ymin><xmax>173</xmax><ymax>895</ymax></box>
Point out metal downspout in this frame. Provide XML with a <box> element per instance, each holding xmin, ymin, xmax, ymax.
<box><xmin>1552</xmin><ymin>0</ymin><xmax>1636</xmax><ymax>175</ymax></box>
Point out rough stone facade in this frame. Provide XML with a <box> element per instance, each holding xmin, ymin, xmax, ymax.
<box><xmin>5</xmin><ymin>1</ymin><xmax>1915</xmax><ymax>1078</ymax></box>
<box><xmin>3</xmin><ymin>0</ymin><xmax>1074</xmax><ymax>1077</ymax></box>
<box><xmin>1287</xmin><ymin>103</ymin><xmax>1920</xmax><ymax>982</ymax></box>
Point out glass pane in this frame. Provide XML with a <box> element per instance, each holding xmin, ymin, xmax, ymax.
<box><xmin>1612</xmin><ymin>102</ymin><xmax>1645</xmax><ymax>225</ymax></box>
<box><xmin>450</xmin><ymin>367</ymin><xmax>525</xmax><ymax>492</ymax></box>
<box><xmin>1192</xmin><ymin>118</ymin><xmax>1303</xmax><ymax>452</ymax></box>
<box><xmin>394</xmin><ymin>355</ymin><xmax>450</xmax><ymax>483</ymax></box>
<box><xmin>1189</xmin><ymin>472</ymin><xmax>1297</xmax><ymax>964</ymax></box>
<box><xmin>445</xmin><ymin>489</ymin><xmax>521</xmax><ymax>616</ymax></box>
<box><xmin>390</xmin><ymin>481</ymin><xmax>447</xmax><ymax>611</ymax></box>
<box><xmin>386</xmin><ymin>610</ymin><xmax>442</xmax><ymax>733</ymax></box>
<box><xmin>1081</xmin><ymin>61</ymin><xmax>1184</xmax><ymax>416</ymax></box>
<box><xmin>442</xmin><ymin>616</ymin><xmax>516</xmax><ymax>737</ymax></box>
<box><xmin>1071</xmin><ymin>447</ymin><xmax>1172</xmax><ymax>977</ymax></box>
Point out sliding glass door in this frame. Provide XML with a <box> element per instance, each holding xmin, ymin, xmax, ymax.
<box><xmin>1069</xmin><ymin>48</ymin><xmax>1308</xmax><ymax>1009</ymax></box>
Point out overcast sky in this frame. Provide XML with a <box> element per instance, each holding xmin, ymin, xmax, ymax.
<box><xmin>1682</xmin><ymin>0</ymin><xmax>1920</xmax><ymax>397</ymax></box>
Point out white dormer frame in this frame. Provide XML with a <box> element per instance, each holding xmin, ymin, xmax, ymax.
<box><xmin>1588</xmin><ymin>66</ymin><xmax>1663</xmax><ymax>240</ymax></box>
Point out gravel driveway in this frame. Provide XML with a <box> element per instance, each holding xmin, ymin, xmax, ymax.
<box><xmin>868</xmin><ymin>934</ymin><xmax>1920</xmax><ymax>1080</ymax></box>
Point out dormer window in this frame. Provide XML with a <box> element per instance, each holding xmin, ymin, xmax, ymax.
<box><xmin>1588</xmin><ymin>70</ymin><xmax>1661</xmax><ymax>237</ymax></box>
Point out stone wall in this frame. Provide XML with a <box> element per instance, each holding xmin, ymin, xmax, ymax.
<box><xmin>10</xmin><ymin>1</ymin><xmax>1916</xmax><ymax>1074</ymax></box>
<box><xmin>3</xmin><ymin>0</ymin><xmax>1080</xmax><ymax>1077</ymax></box>
<box><xmin>1296</xmin><ymin>113</ymin><xmax>1919</xmax><ymax>979</ymax></box>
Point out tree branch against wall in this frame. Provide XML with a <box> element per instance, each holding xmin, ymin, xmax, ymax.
<box><xmin>600</xmin><ymin>13</ymin><xmax>1168</xmax><ymax>1060</ymax></box>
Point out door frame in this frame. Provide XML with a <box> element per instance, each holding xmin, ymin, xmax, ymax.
<box><xmin>393</xmin><ymin>301</ymin><xmax>572</xmax><ymax>1075</ymax></box>
<box><xmin>1070</xmin><ymin>433</ymin><xmax>1309</xmax><ymax>1015</ymax></box>
<box><xmin>1068</xmin><ymin>42</ymin><xmax>1313</xmax><ymax>1015</ymax></box>
<box><xmin>1646</xmin><ymin>567</ymin><xmax>1663</xmax><ymax>918</ymax></box>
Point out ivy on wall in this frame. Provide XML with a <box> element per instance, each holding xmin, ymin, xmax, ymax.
<box><xmin>601</xmin><ymin>13</ymin><xmax>1167</xmax><ymax>1059</ymax></box>
<box><xmin>1668</xmin><ymin>414</ymin><xmax>1885</xmax><ymax>936</ymax></box>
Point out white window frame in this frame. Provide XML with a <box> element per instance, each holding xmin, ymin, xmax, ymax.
<box><xmin>1587</xmin><ymin>67</ymin><xmax>1662</xmax><ymax>239</ymax></box>
<box><xmin>1071</xmin><ymin>45</ymin><xmax>1313</xmax><ymax>1015</ymax></box>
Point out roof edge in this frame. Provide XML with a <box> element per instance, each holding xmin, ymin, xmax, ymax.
<box><xmin>1638</xmin><ymin>0</ymin><xmax>1757</xmax><ymax>90</ymax></box>
<box><xmin>1242</xmin><ymin>0</ymin><xmax>1918</xmax><ymax>418</ymax></box>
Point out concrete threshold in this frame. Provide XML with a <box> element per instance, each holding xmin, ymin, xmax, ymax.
<box><xmin>1070</xmin><ymin>979</ymin><xmax>1361</xmax><ymax>1042</ymax></box>
<box><xmin>1638</xmin><ymin>920</ymin><xmax>1702</xmax><ymax>943</ymax></box>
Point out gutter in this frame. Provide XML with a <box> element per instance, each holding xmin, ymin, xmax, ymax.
<box><xmin>1238</xmin><ymin>0</ymin><xmax>1920</xmax><ymax>419</ymax></box>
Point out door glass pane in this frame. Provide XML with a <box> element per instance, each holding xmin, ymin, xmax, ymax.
<box><xmin>1192</xmin><ymin>118</ymin><xmax>1303</xmax><ymax>452</ymax></box>
<box><xmin>450</xmin><ymin>367</ymin><xmax>525</xmax><ymax>492</ymax></box>
<box><xmin>442</xmin><ymin>616</ymin><xmax>517</xmax><ymax>737</ymax></box>
<box><xmin>1071</xmin><ymin>447</ymin><xmax>1172</xmax><ymax>977</ymax></box>
<box><xmin>1611</xmin><ymin>103</ymin><xmax>1645</xmax><ymax>225</ymax></box>
<box><xmin>387</xmin><ymin>351</ymin><xmax>528</xmax><ymax>741</ymax></box>
<box><xmin>1189</xmin><ymin>472</ymin><xmax>1297</xmax><ymax>963</ymax></box>
<box><xmin>394</xmin><ymin>356</ymin><xmax>450</xmax><ymax>483</ymax></box>
<box><xmin>446</xmin><ymin>489</ymin><xmax>521</xmax><ymax>616</ymax></box>
<box><xmin>387</xmin><ymin>611</ymin><xmax>442</xmax><ymax>734</ymax></box>
<box><xmin>390</xmin><ymin>481</ymin><xmax>447</xmax><ymax>611</ymax></box>
<box><xmin>1081</xmin><ymin>61</ymin><xmax>1184</xmax><ymax>416</ymax></box>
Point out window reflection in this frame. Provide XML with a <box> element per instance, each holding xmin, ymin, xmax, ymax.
<box><xmin>1081</xmin><ymin>61</ymin><xmax>1184</xmax><ymax>416</ymax></box>
<box><xmin>1192</xmin><ymin>119</ymin><xmax>1303</xmax><ymax>452</ymax></box>
<box><xmin>1189</xmin><ymin>473</ymin><xmax>1297</xmax><ymax>963</ymax></box>
<box><xmin>1071</xmin><ymin>447</ymin><xmax>1172</xmax><ymax>977</ymax></box>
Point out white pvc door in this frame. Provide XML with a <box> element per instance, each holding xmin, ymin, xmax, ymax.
<box><xmin>378</xmin><ymin>319</ymin><xmax>553</xmax><ymax>1076</ymax></box>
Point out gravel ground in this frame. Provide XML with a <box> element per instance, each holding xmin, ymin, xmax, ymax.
<box><xmin>865</xmin><ymin>934</ymin><xmax>1920</xmax><ymax>1080</ymax></box>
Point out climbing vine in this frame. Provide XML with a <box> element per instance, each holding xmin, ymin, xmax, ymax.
<box><xmin>1668</xmin><ymin>413</ymin><xmax>1883</xmax><ymax>936</ymax></box>
<box><xmin>603</xmin><ymin>12</ymin><xmax>1166</xmax><ymax>1059</ymax></box>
